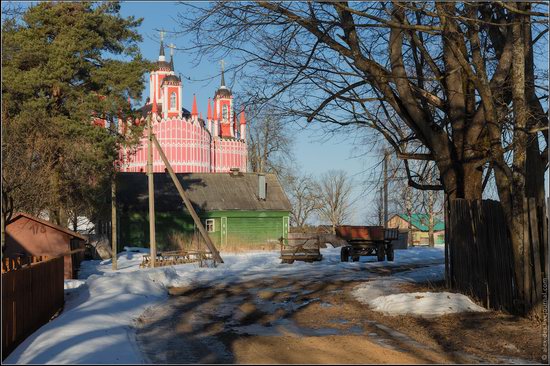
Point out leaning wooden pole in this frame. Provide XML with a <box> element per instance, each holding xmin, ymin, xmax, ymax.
<box><xmin>147</xmin><ymin>114</ymin><xmax>157</xmax><ymax>267</ymax></box>
<box><xmin>151</xmin><ymin>134</ymin><xmax>223</xmax><ymax>264</ymax></box>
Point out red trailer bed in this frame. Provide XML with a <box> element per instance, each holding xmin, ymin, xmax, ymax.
<box><xmin>335</xmin><ymin>225</ymin><xmax>398</xmax><ymax>262</ymax></box>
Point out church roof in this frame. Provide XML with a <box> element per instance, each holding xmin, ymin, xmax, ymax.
<box><xmin>116</xmin><ymin>172</ymin><xmax>292</xmax><ymax>212</ymax></box>
<box><xmin>156</xmin><ymin>60</ymin><xmax>172</xmax><ymax>71</ymax></box>
<box><xmin>215</xmin><ymin>87</ymin><xmax>232</xmax><ymax>98</ymax></box>
<box><xmin>138</xmin><ymin>104</ymin><xmax>190</xmax><ymax>118</ymax></box>
<box><xmin>161</xmin><ymin>74</ymin><xmax>181</xmax><ymax>84</ymax></box>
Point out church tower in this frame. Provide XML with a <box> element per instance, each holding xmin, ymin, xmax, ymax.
<box><xmin>214</xmin><ymin>61</ymin><xmax>233</xmax><ymax>138</ymax></box>
<box><xmin>149</xmin><ymin>32</ymin><xmax>182</xmax><ymax>119</ymax></box>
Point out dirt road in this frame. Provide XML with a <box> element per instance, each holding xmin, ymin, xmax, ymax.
<box><xmin>135</xmin><ymin>267</ymin><xmax>544</xmax><ymax>364</ymax></box>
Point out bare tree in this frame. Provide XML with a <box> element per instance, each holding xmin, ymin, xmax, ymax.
<box><xmin>282</xmin><ymin>172</ymin><xmax>321</xmax><ymax>229</ymax></box>
<box><xmin>178</xmin><ymin>1</ymin><xmax>548</xmax><ymax>314</ymax></box>
<box><xmin>317</xmin><ymin>170</ymin><xmax>353</xmax><ymax>233</ymax></box>
<box><xmin>247</xmin><ymin>106</ymin><xmax>293</xmax><ymax>175</ymax></box>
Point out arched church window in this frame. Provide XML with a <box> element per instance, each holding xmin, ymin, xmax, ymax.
<box><xmin>170</xmin><ymin>92</ymin><xmax>177</xmax><ymax>110</ymax></box>
<box><xmin>222</xmin><ymin>105</ymin><xmax>228</xmax><ymax>120</ymax></box>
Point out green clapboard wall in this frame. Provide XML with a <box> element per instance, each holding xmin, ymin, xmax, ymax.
<box><xmin>118</xmin><ymin>209</ymin><xmax>289</xmax><ymax>251</ymax></box>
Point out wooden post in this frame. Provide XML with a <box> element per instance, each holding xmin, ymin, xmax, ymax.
<box><xmin>1</xmin><ymin>211</ymin><xmax>4</xmax><ymax>260</ymax></box>
<box><xmin>147</xmin><ymin>114</ymin><xmax>157</xmax><ymax>268</ymax></box>
<box><xmin>383</xmin><ymin>149</ymin><xmax>389</xmax><ymax>228</ymax></box>
<box><xmin>151</xmin><ymin>134</ymin><xmax>223</xmax><ymax>263</ymax></box>
<box><xmin>111</xmin><ymin>176</ymin><xmax>117</xmax><ymax>270</ymax></box>
<box><xmin>444</xmin><ymin>194</ymin><xmax>450</xmax><ymax>288</ymax></box>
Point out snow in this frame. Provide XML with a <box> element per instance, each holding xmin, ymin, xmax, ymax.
<box><xmin>368</xmin><ymin>291</ymin><xmax>487</xmax><ymax>317</ymax></box>
<box><xmin>352</xmin><ymin>263</ymin><xmax>487</xmax><ymax>317</ymax></box>
<box><xmin>5</xmin><ymin>246</ymin><xmax>450</xmax><ymax>364</ymax></box>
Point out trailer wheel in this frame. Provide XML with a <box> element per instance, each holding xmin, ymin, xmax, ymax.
<box><xmin>386</xmin><ymin>246</ymin><xmax>394</xmax><ymax>262</ymax></box>
<box><xmin>377</xmin><ymin>244</ymin><xmax>385</xmax><ymax>261</ymax></box>
<box><xmin>340</xmin><ymin>247</ymin><xmax>350</xmax><ymax>262</ymax></box>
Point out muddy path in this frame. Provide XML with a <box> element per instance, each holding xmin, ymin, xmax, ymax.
<box><xmin>135</xmin><ymin>265</ymin><xmax>544</xmax><ymax>364</ymax></box>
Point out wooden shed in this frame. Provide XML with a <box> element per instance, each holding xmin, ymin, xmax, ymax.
<box><xmin>4</xmin><ymin>213</ymin><xmax>87</xmax><ymax>279</ymax></box>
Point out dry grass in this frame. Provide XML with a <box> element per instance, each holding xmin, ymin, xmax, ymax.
<box><xmin>167</xmin><ymin>232</ymin><xmax>280</xmax><ymax>253</ymax></box>
<box><xmin>220</xmin><ymin>239</ymin><xmax>280</xmax><ymax>253</ymax></box>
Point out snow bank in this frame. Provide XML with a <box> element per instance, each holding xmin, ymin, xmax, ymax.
<box><xmin>64</xmin><ymin>279</ymin><xmax>86</xmax><ymax>291</ymax></box>
<box><xmin>369</xmin><ymin>291</ymin><xmax>487</xmax><ymax>317</ymax></box>
<box><xmin>352</xmin><ymin>264</ymin><xmax>487</xmax><ymax>317</ymax></box>
<box><xmin>5</xmin><ymin>246</ymin><xmax>445</xmax><ymax>364</ymax></box>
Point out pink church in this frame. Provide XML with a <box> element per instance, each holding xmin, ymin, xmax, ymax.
<box><xmin>118</xmin><ymin>37</ymin><xmax>248</xmax><ymax>173</ymax></box>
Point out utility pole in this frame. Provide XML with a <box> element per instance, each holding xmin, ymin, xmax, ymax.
<box><xmin>383</xmin><ymin>149</ymin><xmax>389</xmax><ymax>228</ymax></box>
<box><xmin>147</xmin><ymin>114</ymin><xmax>157</xmax><ymax>267</ymax></box>
<box><xmin>111</xmin><ymin>176</ymin><xmax>117</xmax><ymax>270</ymax></box>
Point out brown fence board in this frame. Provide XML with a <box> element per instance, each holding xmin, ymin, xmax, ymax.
<box><xmin>449</xmin><ymin>199</ymin><xmax>546</xmax><ymax>315</ymax></box>
<box><xmin>2</xmin><ymin>256</ymin><xmax>64</xmax><ymax>360</ymax></box>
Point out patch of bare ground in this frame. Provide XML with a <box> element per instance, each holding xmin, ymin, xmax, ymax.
<box><xmin>339</xmin><ymin>280</ymin><xmax>545</xmax><ymax>364</ymax></box>
<box><xmin>136</xmin><ymin>275</ymin><xmax>544</xmax><ymax>364</ymax></box>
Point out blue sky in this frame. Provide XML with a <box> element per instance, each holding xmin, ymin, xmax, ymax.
<box><xmin>120</xmin><ymin>1</ymin><xmax>379</xmax><ymax>224</ymax></box>
<box><xmin>8</xmin><ymin>1</ymin><xmax>547</xmax><ymax>224</ymax></box>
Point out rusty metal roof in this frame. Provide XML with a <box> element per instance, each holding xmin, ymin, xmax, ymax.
<box><xmin>116</xmin><ymin>172</ymin><xmax>292</xmax><ymax>213</ymax></box>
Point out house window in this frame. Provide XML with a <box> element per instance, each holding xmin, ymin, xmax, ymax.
<box><xmin>205</xmin><ymin>219</ymin><xmax>215</xmax><ymax>232</ymax></box>
<box><xmin>170</xmin><ymin>92</ymin><xmax>177</xmax><ymax>110</ymax></box>
<box><xmin>222</xmin><ymin>105</ymin><xmax>228</xmax><ymax>120</ymax></box>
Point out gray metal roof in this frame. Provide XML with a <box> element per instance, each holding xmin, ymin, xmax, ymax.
<box><xmin>116</xmin><ymin>172</ymin><xmax>292</xmax><ymax>213</ymax></box>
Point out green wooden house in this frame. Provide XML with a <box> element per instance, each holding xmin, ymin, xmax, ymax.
<box><xmin>115</xmin><ymin>171</ymin><xmax>291</xmax><ymax>251</ymax></box>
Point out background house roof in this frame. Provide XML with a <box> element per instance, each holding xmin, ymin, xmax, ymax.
<box><xmin>116</xmin><ymin>172</ymin><xmax>292</xmax><ymax>213</ymax></box>
<box><xmin>395</xmin><ymin>214</ymin><xmax>445</xmax><ymax>231</ymax></box>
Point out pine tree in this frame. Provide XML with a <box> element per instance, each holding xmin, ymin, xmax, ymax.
<box><xmin>2</xmin><ymin>1</ymin><xmax>152</xmax><ymax>234</ymax></box>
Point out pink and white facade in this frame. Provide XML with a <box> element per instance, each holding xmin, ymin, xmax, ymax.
<box><xmin>118</xmin><ymin>38</ymin><xmax>248</xmax><ymax>173</ymax></box>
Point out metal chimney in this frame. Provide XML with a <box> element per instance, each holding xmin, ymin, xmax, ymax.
<box><xmin>258</xmin><ymin>174</ymin><xmax>266</xmax><ymax>200</ymax></box>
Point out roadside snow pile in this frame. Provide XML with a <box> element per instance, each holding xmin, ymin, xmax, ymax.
<box><xmin>64</xmin><ymin>279</ymin><xmax>86</xmax><ymax>291</ymax></box>
<box><xmin>352</xmin><ymin>264</ymin><xmax>487</xmax><ymax>317</ymax></box>
<box><xmin>369</xmin><ymin>291</ymin><xmax>487</xmax><ymax>317</ymax></box>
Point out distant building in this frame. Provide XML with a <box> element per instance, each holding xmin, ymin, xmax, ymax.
<box><xmin>115</xmin><ymin>172</ymin><xmax>291</xmax><ymax>251</ymax></box>
<box><xmin>387</xmin><ymin>214</ymin><xmax>445</xmax><ymax>246</ymax></box>
<box><xmin>116</xmin><ymin>32</ymin><xmax>248</xmax><ymax>174</ymax></box>
<box><xmin>4</xmin><ymin>213</ymin><xmax>86</xmax><ymax>279</ymax></box>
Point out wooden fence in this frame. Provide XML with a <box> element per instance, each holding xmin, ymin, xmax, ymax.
<box><xmin>2</xmin><ymin>256</ymin><xmax>64</xmax><ymax>360</ymax></box>
<box><xmin>447</xmin><ymin>199</ymin><xmax>548</xmax><ymax>315</ymax></box>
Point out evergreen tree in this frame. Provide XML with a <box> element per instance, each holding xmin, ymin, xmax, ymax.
<box><xmin>2</xmin><ymin>1</ymin><xmax>152</xmax><ymax>233</ymax></box>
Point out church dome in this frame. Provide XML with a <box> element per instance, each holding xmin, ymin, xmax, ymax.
<box><xmin>156</xmin><ymin>60</ymin><xmax>172</xmax><ymax>71</ymax></box>
<box><xmin>215</xmin><ymin>87</ymin><xmax>232</xmax><ymax>98</ymax></box>
<box><xmin>162</xmin><ymin>74</ymin><xmax>181</xmax><ymax>85</ymax></box>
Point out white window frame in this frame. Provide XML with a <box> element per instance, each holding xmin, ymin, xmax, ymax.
<box><xmin>222</xmin><ymin>105</ymin><xmax>228</xmax><ymax>120</ymax></box>
<box><xmin>170</xmin><ymin>92</ymin><xmax>177</xmax><ymax>110</ymax></box>
<box><xmin>205</xmin><ymin>219</ymin><xmax>215</xmax><ymax>232</ymax></box>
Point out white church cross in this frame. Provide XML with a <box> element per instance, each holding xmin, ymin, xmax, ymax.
<box><xmin>159</xmin><ymin>30</ymin><xmax>165</xmax><ymax>42</ymax></box>
<box><xmin>168</xmin><ymin>43</ymin><xmax>176</xmax><ymax>56</ymax></box>
<box><xmin>220</xmin><ymin>59</ymin><xmax>225</xmax><ymax>72</ymax></box>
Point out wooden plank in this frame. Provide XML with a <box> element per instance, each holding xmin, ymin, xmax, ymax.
<box><xmin>523</xmin><ymin>197</ymin><xmax>531</xmax><ymax>310</ymax></box>
<box><xmin>529</xmin><ymin>198</ymin><xmax>542</xmax><ymax>312</ymax></box>
<box><xmin>2</xmin><ymin>256</ymin><xmax>64</xmax><ymax>360</ymax></box>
